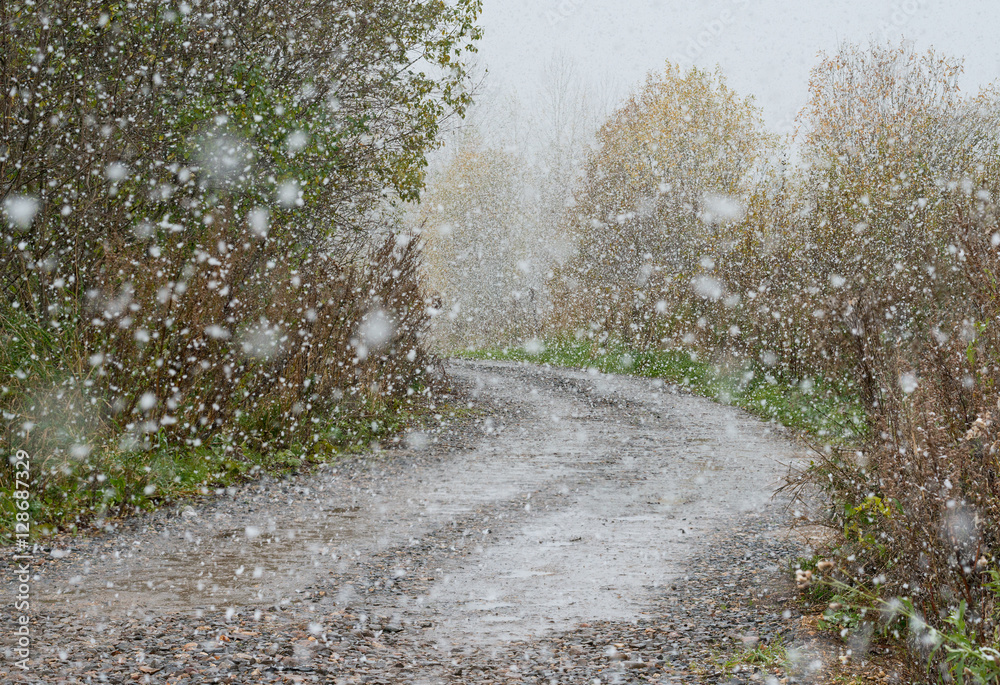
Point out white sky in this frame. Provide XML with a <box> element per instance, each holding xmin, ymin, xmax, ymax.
<box><xmin>477</xmin><ymin>0</ymin><xmax>1000</xmax><ymax>135</ymax></box>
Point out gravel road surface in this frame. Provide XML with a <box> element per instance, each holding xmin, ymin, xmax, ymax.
<box><xmin>2</xmin><ymin>360</ymin><xmax>828</xmax><ymax>684</ymax></box>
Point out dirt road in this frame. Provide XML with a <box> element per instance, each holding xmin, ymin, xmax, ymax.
<box><xmin>2</xmin><ymin>360</ymin><xmax>817</xmax><ymax>684</ymax></box>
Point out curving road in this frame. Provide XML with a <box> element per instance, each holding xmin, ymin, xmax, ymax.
<box><xmin>3</xmin><ymin>360</ymin><xmax>806</xmax><ymax>683</ymax></box>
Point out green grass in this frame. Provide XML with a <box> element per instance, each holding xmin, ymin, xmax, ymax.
<box><xmin>0</xmin><ymin>397</ymin><xmax>442</xmax><ymax>541</ymax></box>
<box><xmin>722</xmin><ymin>637</ymin><xmax>787</xmax><ymax>672</ymax></box>
<box><xmin>458</xmin><ymin>339</ymin><xmax>866</xmax><ymax>440</ymax></box>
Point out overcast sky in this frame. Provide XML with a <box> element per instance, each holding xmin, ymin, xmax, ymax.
<box><xmin>476</xmin><ymin>0</ymin><xmax>1000</xmax><ymax>135</ymax></box>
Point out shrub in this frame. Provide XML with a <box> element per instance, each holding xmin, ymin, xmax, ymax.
<box><xmin>541</xmin><ymin>43</ymin><xmax>1000</xmax><ymax>675</ymax></box>
<box><xmin>0</xmin><ymin>0</ymin><xmax>481</xmax><ymax>529</ymax></box>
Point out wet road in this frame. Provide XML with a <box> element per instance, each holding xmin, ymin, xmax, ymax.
<box><xmin>30</xmin><ymin>360</ymin><xmax>799</xmax><ymax>647</ymax></box>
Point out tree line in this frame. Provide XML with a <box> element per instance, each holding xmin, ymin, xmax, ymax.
<box><xmin>419</xmin><ymin>42</ymin><xmax>1000</xmax><ymax>680</ymax></box>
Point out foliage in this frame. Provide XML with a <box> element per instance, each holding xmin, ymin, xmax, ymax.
<box><xmin>936</xmin><ymin>598</ymin><xmax>1000</xmax><ymax>684</ymax></box>
<box><xmin>1</xmin><ymin>0</ymin><xmax>482</xmax><ymax>240</ymax></box>
<box><xmin>811</xmin><ymin>569</ymin><xmax>1000</xmax><ymax>684</ymax></box>
<box><xmin>800</xmin><ymin>204</ymin><xmax>1000</xmax><ymax>670</ymax></box>
<box><xmin>552</xmin><ymin>63</ymin><xmax>776</xmax><ymax>344</ymax></box>
<box><xmin>417</xmin><ymin>132</ymin><xmax>542</xmax><ymax>347</ymax></box>
<box><xmin>722</xmin><ymin>637</ymin><xmax>786</xmax><ymax>673</ymax></box>
<box><xmin>0</xmin><ymin>0</ymin><xmax>482</xmax><ymax>533</ymax></box>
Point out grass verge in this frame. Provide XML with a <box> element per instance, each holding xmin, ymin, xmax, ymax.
<box><xmin>0</xmin><ymin>395</ymin><xmax>461</xmax><ymax>542</ymax></box>
<box><xmin>458</xmin><ymin>339</ymin><xmax>865</xmax><ymax>441</ymax></box>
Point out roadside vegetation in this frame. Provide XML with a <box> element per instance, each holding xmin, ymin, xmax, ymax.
<box><xmin>4</xmin><ymin>3</ymin><xmax>998</xmax><ymax>677</ymax></box>
<box><xmin>0</xmin><ymin>0</ymin><xmax>482</xmax><ymax>535</ymax></box>
<box><xmin>463</xmin><ymin>340</ymin><xmax>863</xmax><ymax>440</ymax></box>
<box><xmin>422</xmin><ymin>43</ymin><xmax>1000</xmax><ymax>681</ymax></box>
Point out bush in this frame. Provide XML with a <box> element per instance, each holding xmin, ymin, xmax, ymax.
<box><xmin>539</xmin><ymin>43</ymin><xmax>1000</xmax><ymax>676</ymax></box>
<box><xmin>0</xmin><ymin>0</ymin><xmax>481</xmax><ymax>530</ymax></box>
<box><xmin>801</xmin><ymin>205</ymin><xmax>1000</xmax><ymax>677</ymax></box>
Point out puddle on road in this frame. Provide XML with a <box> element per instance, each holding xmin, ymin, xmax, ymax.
<box><xmin>38</xmin><ymin>436</ymin><xmax>585</xmax><ymax>616</ymax></box>
<box><xmin>39</xmin><ymin>508</ymin><xmax>370</xmax><ymax>614</ymax></box>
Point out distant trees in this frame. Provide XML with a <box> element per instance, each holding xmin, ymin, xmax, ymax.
<box><xmin>798</xmin><ymin>44</ymin><xmax>1000</xmax><ymax>310</ymax></box>
<box><xmin>553</xmin><ymin>64</ymin><xmax>775</xmax><ymax>344</ymax></box>
<box><xmin>416</xmin><ymin>56</ymin><xmax>608</xmax><ymax>348</ymax></box>
<box><xmin>417</xmin><ymin>133</ymin><xmax>536</xmax><ymax>347</ymax></box>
